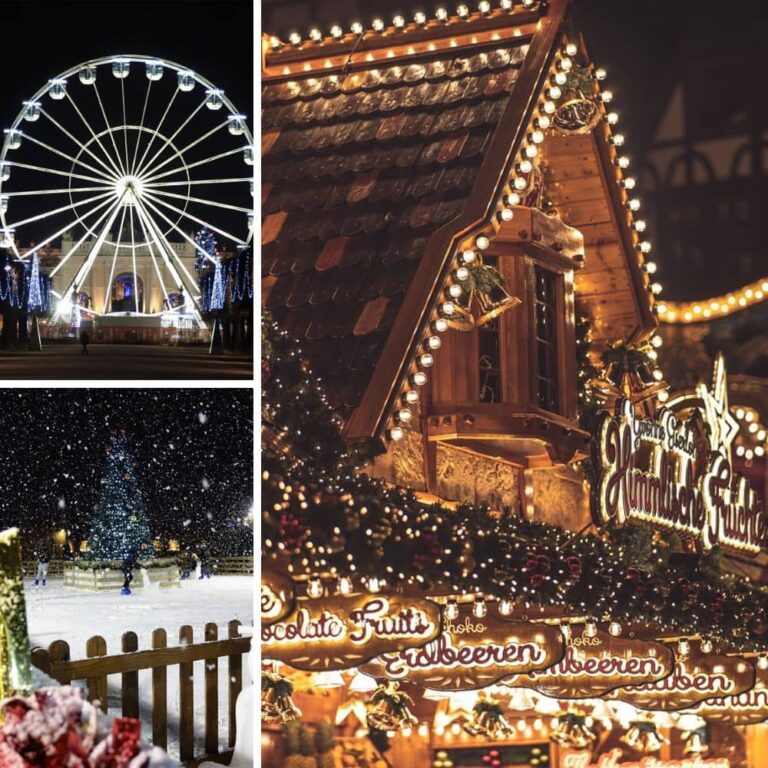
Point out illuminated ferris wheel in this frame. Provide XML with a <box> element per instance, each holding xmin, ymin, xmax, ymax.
<box><xmin>0</xmin><ymin>55</ymin><xmax>254</xmax><ymax>319</ymax></box>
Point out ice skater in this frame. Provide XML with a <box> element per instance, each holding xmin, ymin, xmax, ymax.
<box><xmin>33</xmin><ymin>537</ymin><xmax>52</xmax><ymax>586</ymax></box>
<box><xmin>121</xmin><ymin>552</ymin><xmax>136</xmax><ymax>595</ymax></box>
<box><xmin>198</xmin><ymin>541</ymin><xmax>213</xmax><ymax>579</ymax></box>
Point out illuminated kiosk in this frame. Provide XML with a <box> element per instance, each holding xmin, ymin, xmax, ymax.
<box><xmin>0</xmin><ymin>55</ymin><xmax>254</xmax><ymax>342</ymax></box>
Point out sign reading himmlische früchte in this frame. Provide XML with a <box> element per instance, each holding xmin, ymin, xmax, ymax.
<box><xmin>591</xmin><ymin>398</ymin><xmax>767</xmax><ymax>556</ymax></box>
<box><xmin>608</xmin><ymin>645</ymin><xmax>756</xmax><ymax>711</ymax></box>
<box><xmin>505</xmin><ymin>626</ymin><xmax>674</xmax><ymax>698</ymax></box>
<box><xmin>361</xmin><ymin>606</ymin><xmax>565</xmax><ymax>691</ymax></box>
<box><xmin>688</xmin><ymin>665</ymin><xmax>768</xmax><ymax>725</ymax></box>
<box><xmin>261</xmin><ymin>593</ymin><xmax>442</xmax><ymax>671</ymax></box>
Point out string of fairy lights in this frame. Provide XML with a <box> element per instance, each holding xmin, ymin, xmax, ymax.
<box><xmin>658</xmin><ymin>277</ymin><xmax>768</xmax><ymax>324</ymax></box>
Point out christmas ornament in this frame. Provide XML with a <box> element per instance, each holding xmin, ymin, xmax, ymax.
<box><xmin>620</xmin><ymin>719</ymin><xmax>669</xmax><ymax>753</ymax></box>
<box><xmin>446</xmin><ymin>259</ymin><xmax>520</xmax><ymax>331</ymax></box>
<box><xmin>682</xmin><ymin>724</ymin><xmax>709</xmax><ymax>755</ymax></box>
<box><xmin>463</xmin><ymin>698</ymin><xmax>515</xmax><ymax>740</ymax></box>
<box><xmin>261</xmin><ymin>671</ymin><xmax>302</xmax><ymax>724</ymax></box>
<box><xmin>552</xmin><ymin>66</ymin><xmax>601</xmax><ymax>134</ymax></box>
<box><xmin>550</xmin><ymin>709</ymin><xmax>596</xmax><ymax>750</ymax></box>
<box><xmin>366</xmin><ymin>682</ymin><xmax>418</xmax><ymax>732</ymax></box>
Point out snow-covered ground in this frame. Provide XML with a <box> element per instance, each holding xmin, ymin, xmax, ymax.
<box><xmin>25</xmin><ymin>575</ymin><xmax>254</xmax><ymax>760</ymax></box>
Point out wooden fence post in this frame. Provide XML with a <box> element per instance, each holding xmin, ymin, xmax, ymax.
<box><xmin>204</xmin><ymin>623</ymin><xmax>219</xmax><ymax>756</ymax></box>
<box><xmin>48</xmin><ymin>640</ymin><xmax>71</xmax><ymax>684</ymax></box>
<box><xmin>227</xmin><ymin>620</ymin><xmax>242</xmax><ymax>749</ymax></box>
<box><xmin>151</xmin><ymin>628</ymin><xmax>168</xmax><ymax>751</ymax></box>
<box><xmin>178</xmin><ymin>625</ymin><xmax>195</xmax><ymax>763</ymax></box>
<box><xmin>121</xmin><ymin>631</ymin><xmax>139</xmax><ymax>719</ymax></box>
<box><xmin>85</xmin><ymin>636</ymin><xmax>108</xmax><ymax>712</ymax></box>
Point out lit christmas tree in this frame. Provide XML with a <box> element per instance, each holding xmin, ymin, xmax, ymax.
<box><xmin>27</xmin><ymin>253</ymin><xmax>43</xmax><ymax>312</ymax></box>
<box><xmin>88</xmin><ymin>431</ymin><xmax>153</xmax><ymax>562</ymax></box>
<box><xmin>194</xmin><ymin>226</ymin><xmax>217</xmax><ymax>269</ymax></box>
<box><xmin>210</xmin><ymin>259</ymin><xmax>225</xmax><ymax>311</ymax></box>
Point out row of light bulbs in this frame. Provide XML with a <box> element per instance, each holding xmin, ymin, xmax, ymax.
<box><xmin>385</xmin><ymin>45</ymin><xmax>663</xmax><ymax>440</ymax></box>
<box><xmin>304</xmin><ymin>575</ymin><xmax>768</xmax><ymax>667</ymax></box>
<box><xmin>733</xmin><ymin>406</ymin><xmax>767</xmax><ymax>461</ymax></box>
<box><xmin>659</xmin><ymin>279</ymin><xmax>768</xmax><ymax>324</ymax></box>
<box><xmin>269</xmin><ymin>0</ymin><xmax>540</xmax><ymax>50</ymax></box>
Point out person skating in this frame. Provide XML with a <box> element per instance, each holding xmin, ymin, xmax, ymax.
<box><xmin>33</xmin><ymin>536</ymin><xmax>52</xmax><ymax>586</ymax></box>
<box><xmin>198</xmin><ymin>541</ymin><xmax>213</xmax><ymax>579</ymax></box>
<box><xmin>120</xmin><ymin>551</ymin><xmax>136</xmax><ymax>595</ymax></box>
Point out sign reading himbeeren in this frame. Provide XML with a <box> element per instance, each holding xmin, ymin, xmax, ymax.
<box><xmin>591</xmin><ymin>398</ymin><xmax>767</xmax><ymax>556</ymax></box>
<box><xmin>689</xmin><ymin>664</ymin><xmax>768</xmax><ymax>725</ymax></box>
<box><xmin>609</xmin><ymin>645</ymin><xmax>756</xmax><ymax>711</ymax></box>
<box><xmin>505</xmin><ymin>626</ymin><xmax>674</xmax><ymax>698</ymax></box>
<box><xmin>261</xmin><ymin>594</ymin><xmax>442</xmax><ymax>671</ymax></box>
<box><xmin>361</xmin><ymin>605</ymin><xmax>565</xmax><ymax>691</ymax></box>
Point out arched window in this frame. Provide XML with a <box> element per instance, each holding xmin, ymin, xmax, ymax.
<box><xmin>111</xmin><ymin>273</ymin><xmax>144</xmax><ymax>313</ymax></box>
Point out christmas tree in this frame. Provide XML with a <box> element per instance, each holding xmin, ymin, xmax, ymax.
<box><xmin>194</xmin><ymin>226</ymin><xmax>217</xmax><ymax>270</ymax></box>
<box><xmin>88</xmin><ymin>431</ymin><xmax>153</xmax><ymax>561</ymax></box>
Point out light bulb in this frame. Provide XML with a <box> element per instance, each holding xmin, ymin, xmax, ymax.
<box><xmin>628</xmin><ymin>198</ymin><xmax>641</xmax><ymax>212</ymax></box>
<box><xmin>427</xmin><ymin>335</ymin><xmax>442</xmax><ymax>350</ymax></box>
<box><xmin>405</xmin><ymin>390</ymin><xmax>420</xmax><ymax>404</ymax></box>
<box><xmin>618</xmin><ymin>156</ymin><xmax>630</xmax><ymax>169</ymax></box>
<box><xmin>560</xmin><ymin>624</ymin><xmax>572</xmax><ymax>640</ymax></box>
<box><xmin>506</xmin><ymin>192</ymin><xmax>521</xmax><ymax>205</ymax></box>
<box><xmin>514</xmin><ymin>176</ymin><xmax>527</xmax><ymax>190</ymax></box>
<box><xmin>609</xmin><ymin>621</ymin><xmax>622</xmax><ymax>637</ymax></box>
<box><xmin>461</xmin><ymin>249</ymin><xmax>477</xmax><ymax>264</ymax></box>
<box><xmin>393</xmin><ymin>14</ymin><xmax>405</xmax><ymax>27</ymax></box>
<box><xmin>612</xmin><ymin>133</ymin><xmax>625</xmax><ymax>146</ymax></box>
<box><xmin>289</xmin><ymin>31</ymin><xmax>302</xmax><ymax>46</ymax></box>
<box><xmin>419</xmin><ymin>353</ymin><xmax>434</xmax><ymax>368</ymax></box>
<box><xmin>457</xmin><ymin>4</ymin><xmax>469</xmax><ymax>18</ymax></box>
<box><xmin>601</xmin><ymin>90</ymin><xmax>613</xmax><ymax>102</ymax></box>
<box><xmin>758</xmin><ymin>655</ymin><xmax>768</xmax><ymax>670</ymax></box>
<box><xmin>531</xmin><ymin>129</ymin><xmax>545</xmax><ymax>144</ymax></box>
<box><xmin>448</xmin><ymin>283</ymin><xmax>463</xmax><ymax>298</ymax></box>
<box><xmin>351</xmin><ymin>21</ymin><xmax>363</xmax><ymax>34</ymax></box>
<box><xmin>518</xmin><ymin>159</ymin><xmax>533</xmax><ymax>174</ymax></box>
<box><xmin>499</xmin><ymin>600</ymin><xmax>512</xmax><ymax>616</ymax></box>
<box><xmin>372</xmin><ymin>17</ymin><xmax>385</xmax><ymax>31</ymax></box>
<box><xmin>412</xmin><ymin>371</ymin><xmax>428</xmax><ymax>386</ymax></box>
<box><xmin>309</xmin><ymin>28</ymin><xmax>323</xmax><ymax>41</ymax></box>
<box><xmin>542</xmin><ymin>100</ymin><xmax>556</xmax><ymax>114</ymax></box>
<box><xmin>414</xmin><ymin>10</ymin><xmax>427</xmax><ymax>24</ymax></box>
<box><xmin>700</xmin><ymin>639</ymin><xmax>713</xmax><ymax>654</ymax></box>
<box><xmin>455</xmin><ymin>266</ymin><xmax>470</xmax><ymax>281</ymax></box>
<box><xmin>445</xmin><ymin>599</ymin><xmax>459</xmax><ymax>619</ymax></box>
<box><xmin>397</xmin><ymin>408</ymin><xmax>413</xmax><ymax>423</ymax></box>
<box><xmin>479</xmin><ymin>0</ymin><xmax>491</xmax><ymax>14</ymax></box>
<box><xmin>623</xmin><ymin>176</ymin><xmax>636</xmax><ymax>189</ymax></box>
<box><xmin>499</xmin><ymin>207</ymin><xmax>514</xmax><ymax>222</ymax></box>
<box><xmin>440</xmin><ymin>302</ymin><xmax>455</xmax><ymax>316</ymax></box>
<box><xmin>565</xmin><ymin>43</ymin><xmax>578</xmax><ymax>56</ymax></box>
<box><xmin>368</xmin><ymin>577</ymin><xmax>382</xmax><ymax>593</ymax></box>
<box><xmin>678</xmin><ymin>639</ymin><xmax>690</xmax><ymax>657</ymax></box>
<box><xmin>338</xmin><ymin>576</ymin><xmax>353</xmax><ymax>595</ymax></box>
<box><xmin>651</xmin><ymin>335</ymin><xmax>663</xmax><ymax>348</ymax></box>
<box><xmin>585</xmin><ymin>621</ymin><xmax>598</xmax><ymax>638</ymax></box>
<box><xmin>536</xmin><ymin>115</ymin><xmax>551</xmax><ymax>130</ymax></box>
<box><xmin>476</xmin><ymin>234</ymin><xmax>490</xmax><ymax>250</ymax></box>
<box><xmin>436</xmin><ymin>7</ymin><xmax>449</xmax><ymax>21</ymax></box>
<box><xmin>433</xmin><ymin>318</ymin><xmax>448</xmax><ymax>333</ymax></box>
<box><xmin>595</xmin><ymin>67</ymin><xmax>607</xmax><ymax>80</ymax></box>
<box><xmin>640</xmin><ymin>242</ymin><xmax>653</xmax><ymax>254</ymax></box>
<box><xmin>307</xmin><ymin>577</ymin><xmax>324</xmax><ymax>598</ymax></box>
<box><xmin>330</xmin><ymin>24</ymin><xmax>343</xmax><ymax>38</ymax></box>
<box><xmin>472</xmin><ymin>596</ymin><xmax>487</xmax><ymax>618</ymax></box>
<box><xmin>389</xmin><ymin>426</ymin><xmax>404</xmax><ymax>441</ymax></box>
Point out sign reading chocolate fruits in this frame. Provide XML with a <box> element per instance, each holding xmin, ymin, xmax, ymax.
<box><xmin>505</xmin><ymin>625</ymin><xmax>674</xmax><ymax>698</ymax></box>
<box><xmin>689</xmin><ymin>664</ymin><xmax>768</xmax><ymax>725</ymax></box>
<box><xmin>261</xmin><ymin>566</ymin><xmax>296</xmax><ymax>626</ymax></box>
<box><xmin>361</xmin><ymin>605</ymin><xmax>565</xmax><ymax>691</ymax></box>
<box><xmin>609</xmin><ymin>645</ymin><xmax>756</xmax><ymax>711</ymax></box>
<box><xmin>261</xmin><ymin>593</ymin><xmax>441</xmax><ymax>671</ymax></box>
<box><xmin>591</xmin><ymin>398</ymin><xmax>767</xmax><ymax>556</ymax></box>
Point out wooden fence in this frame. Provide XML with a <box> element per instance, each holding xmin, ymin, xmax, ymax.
<box><xmin>30</xmin><ymin>620</ymin><xmax>251</xmax><ymax>765</ymax></box>
<box><xmin>22</xmin><ymin>556</ymin><xmax>253</xmax><ymax>578</ymax></box>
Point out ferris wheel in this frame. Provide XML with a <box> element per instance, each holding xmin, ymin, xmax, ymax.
<box><xmin>0</xmin><ymin>55</ymin><xmax>254</xmax><ymax>319</ymax></box>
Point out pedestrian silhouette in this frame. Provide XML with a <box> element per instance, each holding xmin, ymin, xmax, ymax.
<box><xmin>80</xmin><ymin>330</ymin><xmax>90</xmax><ymax>354</ymax></box>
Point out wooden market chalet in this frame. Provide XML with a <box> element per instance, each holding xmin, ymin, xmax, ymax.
<box><xmin>262</xmin><ymin>1</ymin><xmax>768</xmax><ymax>767</ymax></box>
<box><xmin>263</xmin><ymin>0</ymin><xmax>655</xmax><ymax>523</ymax></box>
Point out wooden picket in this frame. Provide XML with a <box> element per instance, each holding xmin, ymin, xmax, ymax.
<box><xmin>30</xmin><ymin>619</ymin><xmax>250</xmax><ymax>766</ymax></box>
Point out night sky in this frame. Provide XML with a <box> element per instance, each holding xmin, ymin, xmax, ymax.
<box><xmin>0</xmin><ymin>389</ymin><xmax>253</xmax><ymax>553</ymax></box>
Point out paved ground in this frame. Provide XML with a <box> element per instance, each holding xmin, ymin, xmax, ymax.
<box><xmin>0</xmin><ymin>343</ymin><xmax>252</xmax><ymax>380</ymax></box>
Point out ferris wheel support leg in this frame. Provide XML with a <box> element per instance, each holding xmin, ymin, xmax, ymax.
<box><xmin>133</xmin><ymin>202</ymin><xmax>171</xmax><ymax>307</ymax></box>
<box><xmin>133</xmin><ymin>199</ymin><xmax>204</xmax><ymax>324</ymax></box>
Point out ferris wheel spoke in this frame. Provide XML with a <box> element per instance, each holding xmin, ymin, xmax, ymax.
<box><xmin>4</xmin><ymin>160</ymin><xmax>115</xmax><ymax>186</ymax></box>
<box><xmin>145</xmin><ymin>187</ymin><xmax>252</xmax><ymax>213</ymax></box>
<box><xmin>142</xmin><ymin>146</ymin><xmax>246</xmax><ymax>184</ymax></box>
<box><xmin>120</xmin><ymin>79</ymin><xmax>131</xmax><ymax>174</ymax></box>
<box><xmin>103</xmin><ymin>204</ymin><xmax>128</xmax><ymax>313</ymax></box>
<box><xmin>139</xmin><ymin>119</ymin><xmax>229</xmax><ymax>180</ymax></box>
<box><xmin>141</xmin><ymin>189</ymin><xmax>246</xmax><ymax>246</ymax></box>
<box><xmin>3</xmin><ymin>190</ymin><xmax>116</xmax><ymax>230</ymax></box>
<box><xmin>19</xmin><ymin>132</ymin><xmax>119</xmax><ymax>184</ymax></box>
<box><xmin>126</xmin><ymin>205</ymin><xmax>140</xmax><ymax>313</ymax></box>
<box><xmin>40</xmin><ymin>106</ymin><xmax>123</xmax><ymax>180</ymax></box>
<box><xmin>36</xmin><ymin>194</ymin><xmax>120</xmax><ymax>265</ymax></box>
<box><xmin>134</xmin><ymin>196</ymin><xmax>207</xmax><ymax>287</ymax></box>
<box><xmin>92</xmin><ymin>81</ymin><xmax>128</xmax><ymax>176</ymax></box>
<box><xmin>133</xmin><ymin>201</ymin><xmax>171</xmax><ymax>308</ymax></box>
<box><xmin>142</xmin><ymin>177</ymin><xmax>252</xmax><ymax>189</ymax></box>
<box><xmin>129</xmin><ymin>80</ymin><xmax>153</xmax><ymax>176</ymax></box>
<box><xmin>2</xmin><ymin>185</ymin><xmax>114</xmax><ymax>198</ymax></box>
<box><xmin>132</xmin><ymin>87</ymin><xmax>179</xmax><ymax>181</ymax></box>
<box><xmin>135</xmin><ymin>98</ymin><xmax>206</xmax><ymax>178</ymax></box>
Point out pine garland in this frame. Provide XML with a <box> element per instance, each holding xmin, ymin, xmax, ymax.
<box><xmin>262</xmin><ymin>320</ymin><xmax>768</xmax><ymax>651</ymax></box>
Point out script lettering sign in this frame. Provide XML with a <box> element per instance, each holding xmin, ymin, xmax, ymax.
<box><xmin>505</xmin><ymin>626</ymin><xmax>674</xmax><ymax>698</ymax></box>
<box><xmin>261</xmin><ymin>566</ymin><xmax>295</xmax><ymax>626</ymax></box>
<box><xmin>361</xmin><ymin>606</ymin><xmax>564</xmax><ymax>691</ymax></box>
<box><xmin>609</xmin><ymin>645</ymin><xmax>755</xmax><ymax>711</ymax></box>
<box><xmin>562</xmin><ymin>748</ymin><xmax>730</xmax><ymax>768</ymax></box>
<box><xmin>592</xmin><ymin>399</ymin><xmax>767</xmax><ymax>555</ymax></box>
<box><xmin>689</xmin><ymin>664</ymin><xmax>768</xmax><ymax>725</ymax></box>
<box><xmin>261</xmin><ymin>593</ymin><xmax>441</xmax><ymax>671</ymax></box>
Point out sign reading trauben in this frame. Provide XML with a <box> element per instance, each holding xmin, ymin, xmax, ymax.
<box><xmin>261</xmin><ymin>594</ymin><xmax>442</xmax><ymax>671</ymax></box>
<box><xmin>592</xmin><ymin>399</ymin><xmax>767</xmax><ymax>555</ymax></box>
<box><xmin>506</xmin><ymin>626</ymin><xmax>674</xmax><ymax>699</ymax></box>
<box><xmin>361</xmin><ymin>606</ymin><xmax>565</xmax><ymax>691</ymax></box>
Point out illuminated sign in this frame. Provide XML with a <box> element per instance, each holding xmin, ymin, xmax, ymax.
<box><xmin>591</xmin><ymin>399</ymin><xmax>766</xmax><ymax>555</ymax></box>
<box><xmin>361</xmin><ymin>606</ymin><xmax>565</xmax><ymax>691</ymax></box>
<box><xmin>261</xmin><ymin>594</ymin><xmax>441</xmax><ymax>671</ymax></box>
<box><xmin>609</xmin><ymin>644</ymin><xmax>756</xmax><ymax>711</ymax></box>
<box><xmin>261</xmin><ymin>566</ymin><xmax>295</xmax><ymax>625</ymax></box>
<box><xmin>562</xmin><ymin>748</ymin><xmax>729</xmax><ymax>768</ymax></box>
<box><xmin>690</xmin><ymin>665</ymin><xmax>768</xmax><ymax>725</ymax></box>
<box><xmin>506</xmin><ymin>626</ymin><xmax>674</xmax><ymax>698</ymax></box>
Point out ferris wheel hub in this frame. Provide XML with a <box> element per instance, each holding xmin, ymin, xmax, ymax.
<box><xmin>115</xmin><ymin>175</ymin><xmax>144</xmax><ymax>205</ymax></box>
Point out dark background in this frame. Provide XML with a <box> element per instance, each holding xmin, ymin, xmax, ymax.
<box><xmin>0</xmin><ymin>0</ymin><xmax>253</xmax><ymax>127</ymax></box>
